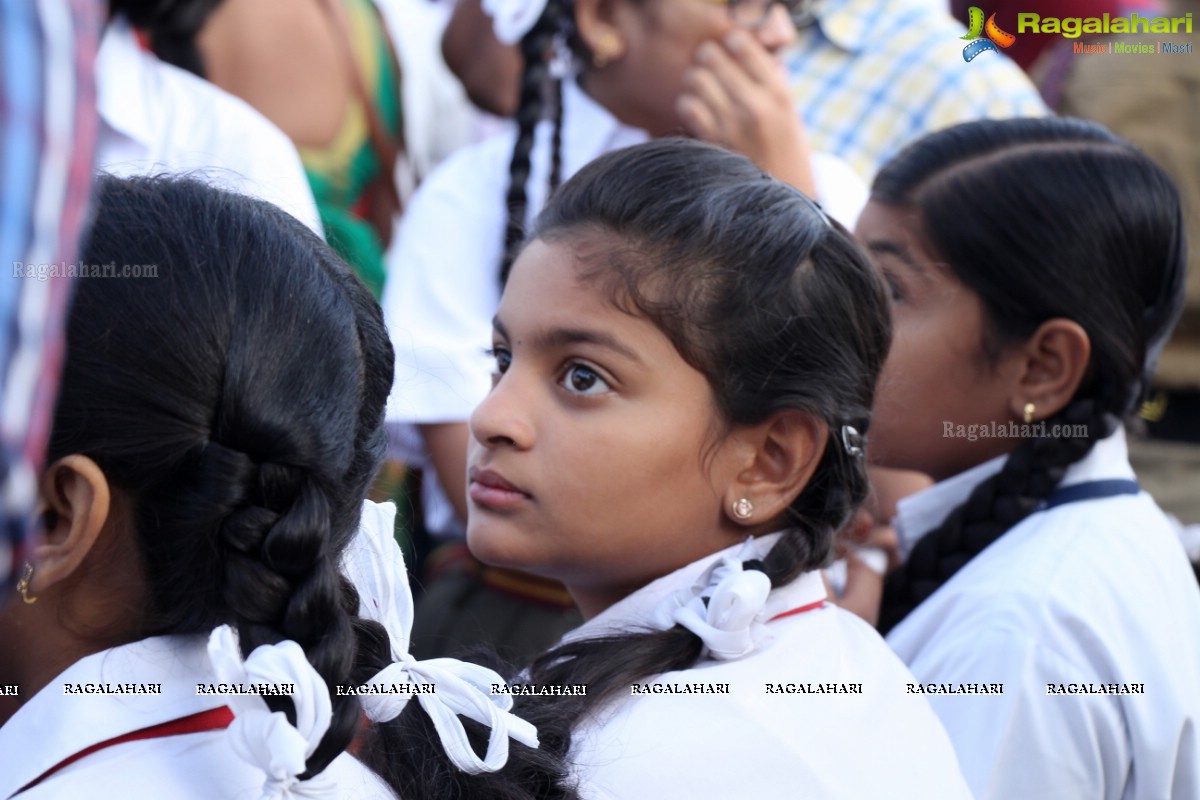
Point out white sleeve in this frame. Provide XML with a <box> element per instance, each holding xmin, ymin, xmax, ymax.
<box><xmin>380</xmin><ymin>137</ymin><xmax>512</xmax><ymax>425</ymax></box>
<box><xmin>811</xmin><ymin>151</ymin><xmax>868</xmax><ymax>231</ymax></box>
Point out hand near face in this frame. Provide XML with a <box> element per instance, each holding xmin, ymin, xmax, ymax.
<box><xmin>824</xmin><ymin>510</ymin><xmax>889</xmax><ymax>626</ymax></box>
<box><xmin>677</xmin><ymin>30</ymin><xmax>815</xmax><ymax>196</ymax></box>
<box><xmin>824</xmin><ymin>467</ymin><xmax>932</xmax><ymax>625</ymax></box>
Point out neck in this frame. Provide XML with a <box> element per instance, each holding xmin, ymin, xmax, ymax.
<box><xmin>0</xmin><ymin>598</ymin><xmax>115</xmax><ymax>725</ymax></box>
<box><xmin>0</xmin><ymin>568</ymin><xmax>148</xmax><ymax>725</ymax></box>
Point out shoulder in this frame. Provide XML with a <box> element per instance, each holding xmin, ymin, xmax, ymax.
<box><xmin>27</xmin><ymin>733</ymin><xmax>397</xmax><ymax>800</ymax></box>
<box><xmin>573</xmin><ymin>608</ymin><xmax>970</xmax><ymax>798</ymax></box>
<box><xmin>411</xmin><ymin>127</ymin><xmax>518</xmax><ymax>203</ymax></box>
<box><xmin>97</xmin><ymin>29</ymin><xmax>321</xmax><ymax>233</ymax></box>
<box><xmin>390</xmin><ymin>128</ymin><xmax>517</xmax><ymax>251</ymax></box>
<box><xmin>893</xmin><ymin>492</ymin><xmax>1200</xmax><ymax>682</ymax></box>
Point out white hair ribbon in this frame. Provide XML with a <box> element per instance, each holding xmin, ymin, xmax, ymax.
<box><xmin>482</xmin><ymin>0</ymin><xmax>548</xmax><ymax>46</ymax></box>
<box><xmin>341</xmin><ymin>501</ymin><xmax>539</xmax><ymax>774</ymax></box>
<box><xmin>207</xmin><ymin>625</ymin><xmax>338</xmax><ymax>800</ymax></box>
<box><xmin>650</xmin><ymin>546</ymin><xmax>773</xmax><ymax>661</ymax></box>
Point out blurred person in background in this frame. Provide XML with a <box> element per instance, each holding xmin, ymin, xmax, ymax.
<box><xmin>99</xmin><ymin>0</ymin><xmax>323</xmax><ymax>235</ymax></box>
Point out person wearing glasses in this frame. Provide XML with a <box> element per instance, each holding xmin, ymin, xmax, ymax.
<box><xmin>379</xmin><ymin>0</ymin><xmax>868</xmax><ymax>665</ymax></box>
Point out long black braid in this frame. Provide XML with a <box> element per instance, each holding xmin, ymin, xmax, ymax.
<box><xmin>500</xmin><ymin>0</ymin><xmax>567</xmax><ymax>284</ymax></box>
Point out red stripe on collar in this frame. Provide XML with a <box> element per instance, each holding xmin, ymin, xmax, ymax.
<box><xmin>769</xmin><ymin>599</ymin><xmax>827</xmax><ymax>622</ymax></box>
<box><xmin>16</xmin><ymin>705</ymin><xmax>233</xmax><ymax>795</ymax></box>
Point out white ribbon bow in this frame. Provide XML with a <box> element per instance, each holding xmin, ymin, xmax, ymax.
<box><xmin>482</xmin><ymin>0</ymin><xmax>548</xmax><ymax>45</ymax></box>
<box><xmin>341</xmin><ymin>501</ymin><xmax>539</xmax><ymax>774</ymax></box>
<box><xmin>207</xmin><ymin>625</ymin><xmax>339</xmax><ymax>800</ymax></box>
<box><xmin>651</xmin><ymin>547</ymin><xmax>773</xmax><ymax>661</ymax></box>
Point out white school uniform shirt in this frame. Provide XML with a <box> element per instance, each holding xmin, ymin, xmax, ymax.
<box><xmin>557</xmin><ymin>534</ymin><xmax>972</xmax><ymax>799</ymax></box>
<box><xmin>887</xmin><ymin>426</ymin><xmax>1200</xmax><ymax>800</ymax></box>
<box><xmin>96</xmin><ymin>17</ymin><xmax>323</xmax><ymax>236</ymax></box>
<box><xmin>0</xmin><ymin>635</ymin><xmax>396</xmax><ymax>800</ymax></box>
<box><xmin>381</xmin><ymin>80</ymin><xmax>868</xmax><ymax>536</ymax></box>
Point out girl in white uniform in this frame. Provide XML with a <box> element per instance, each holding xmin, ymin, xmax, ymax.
<box><xmin>853</xmin><ymin>117</ymin><xmax>1200</xmax><ymax>799</ymax></box>
<box><xmin>381</xmin><ymin>0</ymin><xmax>867</xmax><ymax>563</ymax></box>
<box><xmin>465</xmin><ymin>139</ymin><xmax>972</xmax><ymax>798</ymax></box>
<box><xmin>0</xmin><ymin>177</ymin><xmax>563</xmax><ymax>799</ymax></box>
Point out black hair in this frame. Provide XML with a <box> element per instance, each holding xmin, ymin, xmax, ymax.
<box><xmin>501</xmin><ymin>0</ymin><xmax>565</xmax><ymax>284</ymax></box>
<box><xmin>872</xmin><ymin>117</ymin><xmax>1187</xmax><ymax>634</ymax></box>
<box><xmin>500</xmin><ymin>0</ymin><xmax>612</xmax><ymax>284</ymax></box>
<box><xmin>54</xmin><ymin>175</ymin><xmax>571</xmax><ymax>798</ymax></box>
<box><xmin>494</xmin><ymin>138</ymin><xmax>892</xmax><ymax>780</ymax></box>
<box><xmin>108</xmin><ymin>0</ymin><xmax>224</xmax><ymax>77</ymax></box>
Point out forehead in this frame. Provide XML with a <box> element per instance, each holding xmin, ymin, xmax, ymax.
<box><xmin>498</xmin><ymin>237</ymin><xmax>661</xmax><ymax>341</ymax></box>
<box><xmin>855</xmin><ymin>201</ymin><xmax>952</xmax><ymax>278</ymax></box>
<box><xmin>855</xmin><ymin>202</ymin><xmax>926</xmax><ymax>253</ymax></box>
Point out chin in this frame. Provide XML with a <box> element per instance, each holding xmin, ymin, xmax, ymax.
<box><xmin>466</xmin><ymin>520</ymin><xmax>524</xmax><ymax>569</ymax></box>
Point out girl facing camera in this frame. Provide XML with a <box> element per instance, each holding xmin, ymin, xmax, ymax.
<box><xmin>470</xmin><ymin>138</ymin><xmax>971</xmax><ymax>798</ymax></box>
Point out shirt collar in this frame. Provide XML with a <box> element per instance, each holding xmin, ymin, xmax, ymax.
<box><xmin>894</xmin><ymin>424</ymin><xmax>1136</xmax><ymax>560</ymax></box>
<box><xmin>562</xmin><ymin>532</ymin><xmax>828</xmax><ymax>644</ymax></box>
<box><xmin>0</xmin><ymin>635</ymin><xmax>225</xmax><ymax>798</ymax></box>
<box><xmin>96</xmin><ymin>16</ymin><xmax>155</xmax><ymax>154</ymax></box>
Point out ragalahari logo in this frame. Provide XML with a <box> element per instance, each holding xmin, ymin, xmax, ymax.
<box><xmin>961</xmin><ymin>7</ymin><xmax>1017</xmax><ymax>61</ymax></box>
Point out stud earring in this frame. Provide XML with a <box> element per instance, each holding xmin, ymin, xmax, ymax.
<box><xmin>732</xmin><ymin>498</ymin><xmax>754</xmax><ymax>520</ymax></box>
<box><xmin>1023</xmin><ymin>402</ymin><xmax>1036</xmax><ymax>425</ymax></box>
<box><xmin>16</xmin><ymin>562</ymin><xmax>37</xmax><ymax>604</ymax></box>
<box><xmin>592</xmin><ymin>32</ymin><xmax>619</xmax><ymax>68</ymax></box>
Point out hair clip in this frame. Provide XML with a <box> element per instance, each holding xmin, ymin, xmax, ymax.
<box><xmin>840</xmin><ymin>425</ymin><xmax>865</xmax><ymax>458</ymax></box>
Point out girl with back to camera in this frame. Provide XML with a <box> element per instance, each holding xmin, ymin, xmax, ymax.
<box><xmin>0</xmin><ymin>175</ymin><xmax>568</xmax><ymax>800</ymax></box>
<box><xmin>851</xmin><ymin>117</ymin><xmax>1200</xmax><ymax>798</ymax></box>
<box><xmin>382</xmin><ymin>0</ymin><xmax>868</xmax><ymax>662</ymax></box>
<box><xmin>468</xmin><ymin>138</ymin><xmax>972</xmax><ymax>798</ymax></box>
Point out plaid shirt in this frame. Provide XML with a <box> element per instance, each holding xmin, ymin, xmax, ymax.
<box><xmin>1</xmin><ymin>0</ymin><xmax>99</xmax><ymax>581</ymax></box>
<box><xmin>788</xmin><ymin>0</ymin><xmax>1048</xmax><ymax>182</ymax></box>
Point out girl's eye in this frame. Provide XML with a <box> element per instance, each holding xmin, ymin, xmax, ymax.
<box><xmin>488</xmin><ymin>347</ymin><xmax>512</xmax><ymax>375</ymax></box>
<box><xmin>559</xmin><ymin>363</ymin><xmax>611</xmax><ymax>396</ymax></box>
<box><xmin>883</xmin><ymin>271</ymin><xmax>906</xmax><ymax>303</ymax></box>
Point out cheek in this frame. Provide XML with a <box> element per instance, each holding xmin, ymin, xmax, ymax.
<box><xmin>871</xmin><ymin>313</ymin><xmax>979</xmax><ymax>457</ymax></box>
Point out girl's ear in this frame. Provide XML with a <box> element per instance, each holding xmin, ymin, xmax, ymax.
<box><xmin>30</xmin><ymin>455</ymin><xmax>112</xmax><ymax>595</ymax></box>
<box><xmin>723</xmin><ymin>410</ymin><xmax>827</xmax><ymax>527</ymax></box>
<box><xmin>1009</xmin><ymin>318</ymin><xmax>1092</xmax><ymax>422</ymax></box>
<box><xmin>573</xmin><ymin>0</ymin><xmax>628</xmax><ymax>64</ymax></box>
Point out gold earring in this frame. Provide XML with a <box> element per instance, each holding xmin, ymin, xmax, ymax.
<box><xmin>732</xmin><ymin>498</ymin><xmax>754</xmax><ymax>520</ymax></box>
<box><xmin>592</xmin><ymin>33</ymin><xmax>619</xmax><ymax>68</ymax></box>
<box><xmin>17</xmin><ymin>563</ymin><xmax>37</xmax><ymax>604</ymax></box>
<box><xmin>1023</xmin><ymin>402</ymin><xmax>1036</xmax><ymax>424</ymax></box>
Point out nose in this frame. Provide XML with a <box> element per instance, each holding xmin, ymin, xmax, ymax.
<box><xmin>757</xmin><ymin>3</ymin><xmax>797</xmax><ymax>53</ymax></box>
<box><xmin>469</xmin><ymin>370</ymin><xmax>535</xmax><ymax>451</ymax></box>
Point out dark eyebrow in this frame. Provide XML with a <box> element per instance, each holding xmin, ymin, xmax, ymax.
<box><xmin>863</xmin><ymin>238</ymin><xmax>926</xmax><ymax>277</ymax></box>
<box><xmin>492</xmin><ymin>316</ymin><xmax>644</xmax><ymax>364</ymax></box>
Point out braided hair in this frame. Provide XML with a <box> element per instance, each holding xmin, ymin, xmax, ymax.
<box><xmin>488</xmin><ymin>138</ymin><xmax>892</xmax><ymax>780</ymax></box>
<box><xmin>874</xmin><ymin>118</ymin><xmax>1187</xmax><ymax>634</ymax></box>
<box><xmin>500</xmin><ymin>0</ymin><xmax>576</xmax><ymax>284</ymax></box>
<box><xmin>53</xmin><ymin>176</ymin><xmax>572</xmax><ymax>797</ymax></box>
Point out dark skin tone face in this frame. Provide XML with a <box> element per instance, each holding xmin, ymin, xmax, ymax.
<box><xmin>854</xmin><ymin>201</ymin><xmax>1093</xmax><ymax>482</ymax></box>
